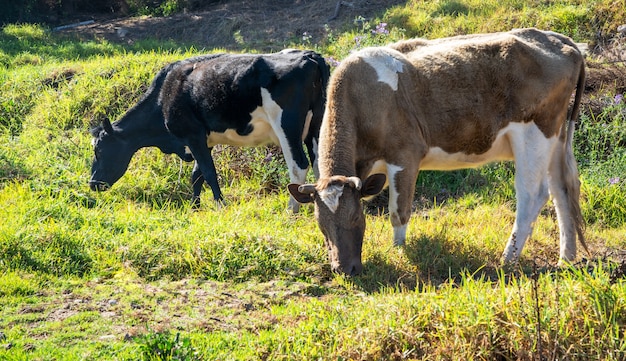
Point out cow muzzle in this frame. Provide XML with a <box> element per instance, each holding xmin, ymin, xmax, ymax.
<box><xmin>331</xmin><ymin>259</ymin><xmax>363</xmax><ymax>276</ymax></box>
<box><xmin>89</xmin><ymin>180</ymin><xmax>110</xmax><ymax>192</ymax></box>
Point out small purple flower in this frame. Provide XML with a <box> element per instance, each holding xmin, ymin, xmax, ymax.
<box><xmin>325</xmin><ymin>56</ymin><xmax>341</xmax><ymax>67</ymax></box>
<box><xmin>354</xmin><ymin>35</ymin><xmax>364</xmax><ymax>47</ymax></box>
<box><xmin>615</xmin><ymin>94</ymin><xmax>623</xmax><ymax>104</ymax></box>
<box><xmin>372</xmin><ymin>22</ymin><xmax>389</xmax><ymax>35</ymax></box>
<box><xmin>264</xmin><ymin>151</ymin><xmax>274</xmax><ymax>163</ymax></box>
<box><xmin>609</xmin><ymin>177</ymin><xmax>620</xmax><ymax>185</ymax></box>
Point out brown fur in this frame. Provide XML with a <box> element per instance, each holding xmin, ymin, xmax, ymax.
<box><xmin>321</xmin><ymin>29</ymin><xmax>584</xmax><ymax>178</ymax></box>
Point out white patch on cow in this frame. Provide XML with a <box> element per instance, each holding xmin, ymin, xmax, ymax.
<box><xmin>385</xmin><ymin>163</ymin><xmax>404</xmax><ymax>213</ymax></box>
<box><xmin>206</xmin><ymin>95</ymin><xmax>279</xmax><ymax>147</ymax></box>
<box><xmin>204</xmin><ymin>87</ymin><xmax>304</xmax><ymax>181</ymax></box>
<box><xmin>360</xmin><ymin>48</ymin><xmax>404</xmax><ymax>91</ymax></box>
<box><xmin>419</xmin><ymin>122</ymin><xmax>535</xmax><ymax>170</ymax></box>
<box><xmin>302</xmin><ymin>110</ymin><xmax>313</xmax><ymax>141</ymax></box>
<box><xmin>209</xmin><ymin>87</ymin><xmax>308</xmax><ymax>212</ymax></box>
<box><xmin>368</xmin><ymin>162</ymin><xmax>403</xmax><ymax>210</ymax></box>
<box><xmin>311</xmin><ymin>138</ymin><xmax>320</xmax><ymax>179</ymax></box>
<box><xmin>291</xmin><ymin>165</ymin><xmax>309</xmax><ymax>187</ymax></box>
<box><xmin>259</xmin><ymin>87</ymin><xmax>283</xmax><ymax>122</ymax></box>
<box><xmin>205</xmin><ymin>87</ymin><xmax>294</xmax><ymax>149</ymax></box>
<box><xmin>319</xmin><ymin>184</ymin><xmax>344</xmax><ymax>213</ymax></box>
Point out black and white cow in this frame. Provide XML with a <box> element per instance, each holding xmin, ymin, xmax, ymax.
<box><xmin>90</xmin><ymin>50</ymin><xmax>330</xmax><ymax>211</ymax></box>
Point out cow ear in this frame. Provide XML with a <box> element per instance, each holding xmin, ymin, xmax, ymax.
<box><xmin>360</xmin><ymin>173</ymin><xmax>386</xmax><ymax>198</ymax></box>
<box><xmin>102</xmin><ymin>118</ymin><xmax>115</xmax><ymax>135</ymax></box>
<box><xmin>288</xmin><ymin>183</ymin><xmax>315</xmax><ymax>204</ymax></box>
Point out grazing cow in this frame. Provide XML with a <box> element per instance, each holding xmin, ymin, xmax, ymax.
<box><xmin>90</xmin><ymin>50</ymin><xmax>330</xmax><ymax>211</ymax></box>
<box><xmin>289</xmin><ymin>28</ymin><xmax>588</xmax><ymax>275</ymax></box>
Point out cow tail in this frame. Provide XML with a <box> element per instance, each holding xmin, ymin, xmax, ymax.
<box><xmin>313</xmin><ymin>52</ymin><xmax>330</xmax><ymax>106</ymax></box>
<box><xmin>311</xmin><ymin>53</ymin><xmax>331</xmax><ymax>129</ymax></box>
<box><xmin>563</xmin><ymin>60</ymin><xmax>590</xmax><ymax>258</ymax></box>
<box><xmin>302</xmin><ymin>52</ymin><xmax>330</xmax><ymax>178</ymax></box>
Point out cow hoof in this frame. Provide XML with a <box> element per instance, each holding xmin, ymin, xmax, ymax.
<box><xmin>499</xmin><ymin>254</ymin><xmax>521</xmax><ymax>271</ymax></box>
<box><xmin>556</xmin><ymin>258</ymin><xmax>574</xmax><ymax>268</ymax></box>
<box><xmin>213</xmin><ymin>198</ymin><xmax>227</xmax><ymax>210</ymax></box>
<box><xmin>190</xmin><ymin>197</ymin><xmax>201</xmax><ymax>210</ymax></box>
<box><xmin>287</xmin><ymin>198</ymin><xmax>301</xmax><ymax>213</ymax></box>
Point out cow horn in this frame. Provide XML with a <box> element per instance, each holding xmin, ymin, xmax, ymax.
<box><xmin>346</xmin><ymin>176</ymin><xmax>362</xmax><ymax>190</ymax></box>
<box><xmin>102</xmin><ymin>118</ymin><xmax>115</xmax><ymax>134</ymax></box>
<box><xmin>298</xmin><ymin>184</ymin><xmax>317</xmax><ymax>194</ymax></box>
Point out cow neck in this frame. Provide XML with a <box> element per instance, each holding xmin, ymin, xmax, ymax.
<box><xmin>113</xmin><ymin>100</ymin><xmax>168</xmax><ymax>151</ymax></box>
<box><xmin>318</xmin><ymin>115</ymin><xmax>358</xmax><ymax>179</ymax></box>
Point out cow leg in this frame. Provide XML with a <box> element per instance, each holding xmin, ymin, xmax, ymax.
<box><xmin>304</xmin><ymin>136</ymin><xmax>320</xmax><ymax>180</ymax></box>
<box><xmin>190</xmin><ymin>160</ymin><xmax>204</xmax><ymax>208</ymax></box>
<box><xmin>303</xmin><ymin>111</ymin><xmax>321</xmax><ymax>180</ymax></box>
<box><xmin>386</xmin><ymin>163</ymin><xmax>418</xmax><ymax>246</ymax></box>
<box><xmin>275</xmin><ymin>111</ymin><xmax>312</xmax><ymax>213</ymax></box>
<box><xmin>502</xmin><ymin>127</ymin><xmax>555</xmax><ymax>263</ymax></box>
<box><xmin>185</xmin><ymin>138</ymin><xmax>223</xmax><ymax>204</ymax></box>
<box><xmin>502</xmin><ymin>173</ymin><xmax>550</xmax><ymax>263</ymax></box>
<box><xmin>284</xmin><ymin>152</ymin><xmax>309</xmax><ymax>213</ymax></box>
<box><xmin>547</xmin><ymin>142</ymin><xmax>579</xmax><ymax>263</ymax></box>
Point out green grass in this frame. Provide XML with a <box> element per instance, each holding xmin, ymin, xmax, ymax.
<box><xmin>382</xmin><ymin>0</ymin><xmax>622</xmax><ymax>43</ymax></box>
<box><xmin>1</xmin><ymin>0</ymin><xmax>626</xmax><ymax>359</ymax></box>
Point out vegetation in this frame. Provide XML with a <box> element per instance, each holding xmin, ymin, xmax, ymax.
<box><xmin>1</xmin><ymin>0</ymin><xmax>625</xmax><ymax>359</ymax></box>
<box><xmin>1</xmin><ymin>0</ymin><xmax>210</xmax><ymax>25</ymax></box>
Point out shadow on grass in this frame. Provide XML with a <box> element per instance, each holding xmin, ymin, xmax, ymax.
<box><xmin>352</xmin><ymin>233</ymin><xmax>501</xmax><ymax>294</ymax></box>
<box><xmin>0</xmin><ymin>151</ymin><xmax>31</xmax><ymax>183</ymax></box>
<box><xmin>350</xmin><ymin>166</ymin><xmax>519</xmax><ymax>293</ymax></box>
<box><xmin>354</xmin><ymin>234</ymin><xmax>626</xmax><ymax>294</ymax></box>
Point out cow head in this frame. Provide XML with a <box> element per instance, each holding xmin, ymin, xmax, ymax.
<box><xmin>288</xmin><ymin>174</ymin><xmax>387</xmax><ymax>275</ymax></box>
<box><xmin>89</xmin><ymin>119</ymin><xmax>137</xmax><ymax>192</ymax></box>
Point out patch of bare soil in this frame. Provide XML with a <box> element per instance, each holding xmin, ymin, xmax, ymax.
<box><xmin>584</xmin><ymin>58</ymin><xmax>626</xmax><ymax>116</ymax></box>
<box><xmin>57</xmin><ymin>0</ymin><xmax>406</xmax><ymax>51</ymax></box>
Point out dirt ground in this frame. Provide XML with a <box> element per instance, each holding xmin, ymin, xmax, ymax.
<box><xmin>56</xmin><ymin>0</ymin><xmax>406</xmax><ymax>51</ymax></box>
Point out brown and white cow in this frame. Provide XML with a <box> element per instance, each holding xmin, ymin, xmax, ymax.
<box><xmin>288</xmin><ymin>28</ymin><xmax>588</xmax><ymax>275</ymax></box>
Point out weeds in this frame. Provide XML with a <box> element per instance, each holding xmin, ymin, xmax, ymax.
<box><xmin>138</xmin><ymin>330</ymin><xmax>197</xmax><ymax>361</ymax></box>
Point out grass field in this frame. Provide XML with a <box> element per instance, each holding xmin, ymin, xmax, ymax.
<box><xmin>1</xmin><ymin>0</ymin><xmax>625</xmax><ymax>359</ymax></box>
